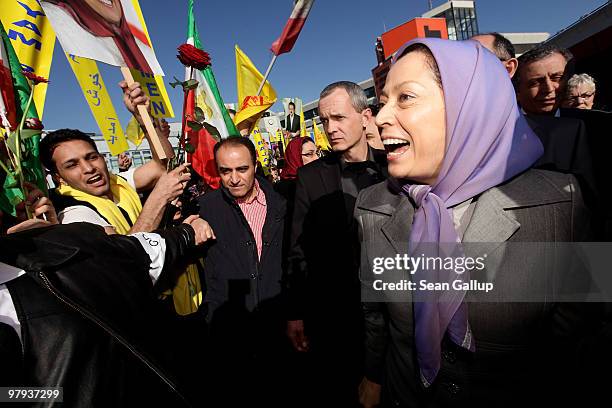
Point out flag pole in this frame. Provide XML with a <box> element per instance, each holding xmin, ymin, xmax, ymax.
<box><xmin>256</xmin><ymin>54</ymin><xmax>278</xmax><ymax>96</ymax></box>
<box><xmin>120</xmin><ymin>67</ymin><xmax>173</xmax><ymax>160</ymax></box>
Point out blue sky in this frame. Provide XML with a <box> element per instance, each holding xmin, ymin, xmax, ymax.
<box><xmin>41</xmin><ymin>0</ymin><xmax>607</xmax><ymax>132</ymax></box>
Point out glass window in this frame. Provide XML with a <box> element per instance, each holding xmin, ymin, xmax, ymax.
<box><xmin>109</xmin><ymin>157</ymin><xmax>119</xmax><ymax>172</ymax></box>
<box><xmin>364</xmin><ymin>87</ymin><xmax>376</xmax><ymax>99</ymax></box>
<box><xmin>444</xmin><ymin>10</ymin><xmax>457</xmax><ymax>40</ymax></box>
<box><xmin>133</xmin><ymin>153</ymin><xmax>143</xmax><ymax>167</ymax></box>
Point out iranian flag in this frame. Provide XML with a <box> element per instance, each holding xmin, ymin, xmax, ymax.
<box><xmin>186</xmin><ymin>0</ymin><xmax>236</xmax><ymax>138</ymax></box>
<box><xmin>0</xmin><ymin>21</ymin><xmax>47</xmax><ymax>215</ymax></box>
<box><xmin>0</xmin><ymin>28</ymin><xmax>17</xmax><ymax>131</ymax></box>
<box><xmin>184</xmin><ymin>0</ymin><xmax>237</xmax><ymax>188</ymax></box>
<box><xmin>270</xmin><ymin>0</ymin><xmax>315</xmax><ymax>56</ymax></box>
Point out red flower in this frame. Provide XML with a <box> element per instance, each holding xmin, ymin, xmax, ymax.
<box><xmin>25</xmin><ymin>117</ymin><xmax>44</xmax><ymax>130</ymax></box>
<box><xmin>177</xmin><ymin>44</ymin><xmax>211</xmax><ymax>70</ymax></box>
<box><xmin>22</xmin><ymin>71</ymin><xmax>49</xmax><ymax>85</ymax></box>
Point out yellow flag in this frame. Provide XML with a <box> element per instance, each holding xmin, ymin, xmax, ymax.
<box><xmin>313</xmin><ymin>121</ymin><xmax>331</xmax><ymax>151</ymax></box>
<box><xmin>234</xmin><ymin>45</ymin><xmax>276</xmax><ymax>131</ymax></box>
<box><xmin>65</xmin><ymin>53</ymin><xmax>129</xmax><ymax>155</ymax></box>
<box><xmin>0</xmin><ymin>0</ymin><xmax>56</xmax><ymax>118</ymax></box>
<box><xmin>299</xmin><ymin>103</ymin><xmax>307</xmax><ymax>137</ymax></box>
<box><xmin>125</xmin><ymin>116</ymin><xmax>145</xmax><ymax>146</ymax></box>
<box><xmin>276</xmin><ymin>129</ymin><xmax>286</xmax><ymax>152</ymax></box>
<box><xmin>251</xmin><ymin>126</ymin><xmax>270</xmax><ymax>176</ymax></box>
<box><xmin>128</xmin><ymin>0</ymin><xmax>174</xmax><ymax>119</ymax></box>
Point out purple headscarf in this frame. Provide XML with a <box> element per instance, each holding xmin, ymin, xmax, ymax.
<box><xmin>391</xmin><ymin>38</ymin><xmax>543</xmax><ymax>386</ymax></box>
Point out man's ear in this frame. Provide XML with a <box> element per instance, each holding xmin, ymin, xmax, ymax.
<box><xmin>505</xmin><ymin>58</ymin><xmax>519</xmax><ymax>79</ymax></box>
<box><xmin>362</xmin><ymin>108</ymin><xmax>373</xmax><ymax>128</ymax></box>
<box><xmin>53</xmin><ymin>172</ymin><xmax>66</xmax><ymax>187</ymax></box>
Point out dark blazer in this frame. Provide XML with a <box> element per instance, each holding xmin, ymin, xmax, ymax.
<box><xmin>285</xmin><ymin>148</ymin><xmax>388</xmax><ymax>405</ymax></box>
<box><xmin>285</xmin><ymin>113</ymin><xmax>301</xmax><ymax>133</ymax></box>
<box><xmin>356</xmin><ymin>169</ymin><xmax>598</xmax><ymax>407</ymax></box>
<box><xmin>198</xmin><ymin>177</ymin><xmax>286</xmax><ymax>324</ymax></box>
<box><xmin>525</xmin><ymin>115</ymin><xmax>596</xmax><ymax>203</ymax></box>
<box><xmin>197</xmin><ymin>178</ymin><xmax>288</xmax><ymax>406</ymax></box>
<box><xmin>285</xmin><ymin>149</ymin><xmax>388</xmax><ymax>321</ymax></box>
<box><xmin>559</xmin><ymin>108</ymin><xmax>612</xmax><ymax>239</ymax></box>
<box><xmin>274</xmin><ymin>178</ymin><xmax>298</xmax><ymax>270</ymax></box>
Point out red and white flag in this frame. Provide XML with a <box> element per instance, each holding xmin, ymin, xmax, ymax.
<box><xmin>270</xmin><ymin>0</ymin><xmax>314</xmax><ymax>56</ymax></box>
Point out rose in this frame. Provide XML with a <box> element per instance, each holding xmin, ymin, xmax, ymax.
<box><xmin>177</xmin><ymin>44</ymin><xmax>211</xmax><ymax>70</ymax></box>
<box><xmin>22</xmin><ymin>71</ymin><xmax>49</xmax><ymax>85</ymax></box>
<box><xmin>24</xmin><ymin>118</ymin><xmax>44</xmax><ymax>130</ymax></box>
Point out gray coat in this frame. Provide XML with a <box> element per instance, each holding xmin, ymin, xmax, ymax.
<box><xmin>355</xmin><ymin>169</ymin><xmax>597</xmax><ymax>407</ymax></box>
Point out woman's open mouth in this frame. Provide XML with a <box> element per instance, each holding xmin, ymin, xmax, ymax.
<box><xmin>383</xmin><ymin>138</ymin><xmax>411</xmax><ymax>158</ymax></box>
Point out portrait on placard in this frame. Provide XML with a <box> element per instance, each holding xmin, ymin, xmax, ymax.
<box><xmin>40</xmin><ymin>0</ymin><xmax>163</xmax><ymax>75</ymax></box>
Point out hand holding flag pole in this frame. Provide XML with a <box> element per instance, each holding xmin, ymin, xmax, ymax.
<box><xmin>120</xmin><ymin>67</ymin><xmax>174</xmax><ymax>160</ymax></box>
<box><xmin>256</xmin><ymin>0</ymin><xmax>314</xmax><ymax>96</ymax></box>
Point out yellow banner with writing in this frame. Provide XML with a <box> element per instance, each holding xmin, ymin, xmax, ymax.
<box><xmin>251</xmin><ymin>126</ymin><xmax>270</xmax><ymax>176</ymax></box>
<box><xmin>66</xmin><ymin>53</ymin><xmax>129</xmax><ymax>156</ymax></box>
<box><xmin>129</xmin><ymin>0</ymin><xmax>174</xmax><ymax>119</ymax></box>
<box><xmin>313</xmin><ymin>121</ymin><xmax>331</xmax><ymax>151</ymax></box>
<box><xmin>274</xmin><ymin>129</ymin><xmax>286</xmax><ymax>151</ymax></box>
<box><xmin>0</xmin><ymin>0</ymin><xmax>56</xmax><ymax>118</ymax></box>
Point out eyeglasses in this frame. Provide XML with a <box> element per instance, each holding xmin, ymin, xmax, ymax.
<box><xmin>568</xmin><ymin>92</ymin><xmax>595</xmax><ymax>102</ymax></box>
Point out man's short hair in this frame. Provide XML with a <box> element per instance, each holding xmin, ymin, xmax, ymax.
<box><xmin>480</xmin><ymin>32</ymin><xmax>515</xmax><ymax>60</ymax></box>
<box><xmin>213</xmin><ymin>136</ymin><xmax>257</xmax><ymax>166</ymax></box>
<box><xmin>319</xmin><ymin>81</ymin><xmax>368</xmax><ymax>113</ymax></box>
<box><xmin>288</xmin><ymin>101</ymin><xmax>295</xmax><ymax>109</ymax></box>
<box><xmin>39</xmin><ymin>129</ymin><xmax>98</xmax><ymax>172</ymax></box>
<box><xmin>515</xmin><ymin>44</ymin><xmax>575</xmax><ymax>86</ymax></box>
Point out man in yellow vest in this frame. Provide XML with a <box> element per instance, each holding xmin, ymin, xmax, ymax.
<box><xmin>40</xmin><ymin>83</ymin><xmax>187</xmax><ymax>235</ymax></box>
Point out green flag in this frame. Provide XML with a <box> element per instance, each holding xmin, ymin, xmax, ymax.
<box><xmin>1</xmin><ymin>21</ymin><xmax>47</xmax><ymax>217</ymax></box>
<box><xmin>186</xmin><ymin>0</ymin><xmax>238</xmax><ymax>138</ymax></box>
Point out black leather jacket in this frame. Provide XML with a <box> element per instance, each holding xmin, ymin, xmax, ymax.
<box><xmin>0</xmin><ymin>223</ymin><xmax>196</xmax><ymax>407</ymax></box>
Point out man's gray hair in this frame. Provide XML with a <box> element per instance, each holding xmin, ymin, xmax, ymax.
<box><xmin>319</xmin><ymin>81</ymin><xmax>368</xmax><ymax>113</ymax></box>
<box><xmin>567</xmin><ymin>73</ymin><xmax>596</xmax><ymax>93</ymax></box>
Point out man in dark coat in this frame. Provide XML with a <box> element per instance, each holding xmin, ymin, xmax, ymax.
<box><xmin>197</xmin><ymin>136</ymin><xmax>289</xmax><ymax>406</ymax></box>
<box><xmin>286</xmin><ymin>81</ymin><xmax>388</xmax><ymax>405</ymax></box>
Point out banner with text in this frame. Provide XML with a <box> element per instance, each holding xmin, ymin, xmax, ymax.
<box><xmin>0</xmin><ymin>0</ymin><xmax>56</xmax><ymax>118</ymax></box>
<box><xmin>66</xmin><ymin>53</ymin><xmax>128</xmax><ymax>155</ymax></box>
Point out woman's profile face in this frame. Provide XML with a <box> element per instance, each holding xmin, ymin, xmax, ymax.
<box><xmin>376</xmin><ymin>51</ymin><xmax>446</xmax><ymax>184</ymax></box>
<box><xmin>84</xmin><ymin>0</ymin><xmax>123</xmax><ymax>25</ymax></box>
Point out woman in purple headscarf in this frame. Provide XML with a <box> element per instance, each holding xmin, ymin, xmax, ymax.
<box><xmin>356</xmin><ymin>38</ymin><xmax>592</xmax><ymax>407</ymax></box>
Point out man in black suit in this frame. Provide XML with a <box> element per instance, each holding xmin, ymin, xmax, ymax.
<box><xmin>285</xmin><ymin>101</ymin><xmax>301</xmax><ymax>138</ymax></box>
<box><xmin>285</xmin><ymin>81</ymin><xmax>387</xmax><ymax>405</ymax></box>
<box><xmin>514</xmin><ymin>45</ymin><xmax>604</xmax><ymax>233</ymax></box>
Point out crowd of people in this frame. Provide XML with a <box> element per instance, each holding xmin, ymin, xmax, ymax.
<box><xmin>1</xmin><ymin>32</ymin><xmax>611</xmax><ymax>408</ymax></box>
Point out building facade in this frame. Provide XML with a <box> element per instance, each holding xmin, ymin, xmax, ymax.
<box><xmin>422</xmin><ymin>0</ymin><xmax>479</xmax><ymax>40</ymax></box>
